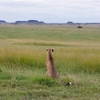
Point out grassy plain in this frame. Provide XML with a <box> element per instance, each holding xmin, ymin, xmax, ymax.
<box><xmin>0</xmin><ymin>25</ymin><xmax>100</xmax><ymax>100</ymax></box>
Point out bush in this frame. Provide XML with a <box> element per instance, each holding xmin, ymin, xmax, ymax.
<box><xmin>77</xmin><ymin>26</ymin><xmax>83</xmax><ymax>29</ymax></box>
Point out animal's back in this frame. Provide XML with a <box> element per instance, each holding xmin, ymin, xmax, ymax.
<box><xmin>46</xmin><ymin>49</ymin><xmax>58</xmax><ymax>78</ymax></box>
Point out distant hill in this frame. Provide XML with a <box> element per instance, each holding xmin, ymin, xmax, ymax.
<box><xmin>15</xmin><ymin>20</ymin><xmax>45</xmax><ymax>25</ymax></box>
<box><xmin>0</xmin><ymin>20</ymin><xmax>6</xmax><ymax>23</ymax></box>
<box><xmin>67</xmin><ymin>21</ymin><xmax>73</xmax><ymax>24</ymax></box>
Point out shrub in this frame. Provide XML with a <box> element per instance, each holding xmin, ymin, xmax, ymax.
<box><xmin>77</xmin><ymin>25</ymin><xmax>83</xmax><ymax>29</ymax></box>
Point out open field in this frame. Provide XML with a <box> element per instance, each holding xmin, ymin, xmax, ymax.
<box><xmin>0</xmin><ymin>25</ymin><xmax>100</xmax><ymax>100</ymax></box>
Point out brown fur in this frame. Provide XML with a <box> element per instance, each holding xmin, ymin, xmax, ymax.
<box><xmin>46</xmin><ymin>48</ymin><xmax>58</xmax><ymax>78</ymax></box>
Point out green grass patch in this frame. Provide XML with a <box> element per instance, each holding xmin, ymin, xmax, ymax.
<box><xmin>0</xmin><ymin>25</ymin><xmax>100</xmax><ymax>41</ymax></box>
<box><xmin>30</xmin><ymin>76</ymin><xmax>59</xmax><ymax>87</ymax></box>
<box><xmin>0</xmin><ymin>72</ymin><xmax>12</xmax><ymax>80</ymax></box>
<box><xmin>0</xmin><ymin>69</ymin><xmax>2</xmax><ymax>72</ymax></box>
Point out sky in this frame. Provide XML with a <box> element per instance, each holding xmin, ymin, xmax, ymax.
<box><xmin>0</xmin><ymin>0</ymin><xmax>100</xmax><ymax>23</ymax></box>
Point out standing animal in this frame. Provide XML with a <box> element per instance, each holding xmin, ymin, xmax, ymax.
<box><xmin>46</xmin><ymin>48</ymin><xmax>58</xmax><ymax>78</ymax></box>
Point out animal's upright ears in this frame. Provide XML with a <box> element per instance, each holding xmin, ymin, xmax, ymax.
<box><xmin>52</xmin><ymin>49</ymin><xmax>54</xmax><ymax>52</ymax></box>
<box><xmin>46</xmin><ymin>48</ymin><xmax>54</xmax><ymax>52</ymax></box>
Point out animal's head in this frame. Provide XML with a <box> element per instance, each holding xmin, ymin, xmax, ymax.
<box><xmin>46</xmin><ymin>48</ymin><xmax>54</xmax><ymax>53</ymax></box>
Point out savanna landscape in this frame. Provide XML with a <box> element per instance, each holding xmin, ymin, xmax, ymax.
<box><xmin>0</xmin><ymin>24</ymin><xmax>100</xmax><ymax>100</ymax></box>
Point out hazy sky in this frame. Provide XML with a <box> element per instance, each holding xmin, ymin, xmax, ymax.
<box><xmin>0</xmin><ymin>0</ymin><xmax>100</xmax><ymax>23</ymax></box>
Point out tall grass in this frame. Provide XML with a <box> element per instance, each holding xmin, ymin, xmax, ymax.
<box><xmin>0</xmin><ymin>47</ymin><xmax>45</xmax><ymax>69</ymax></box>
<box><xmin>55</xmin><ymin>47</ymin><xmax>100</xmax><ymax>73</ymax></box>
<box><xmin>0</xmin><ymin>43</ymin><xmax>100</xmax><ymax>73</ymax></box>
